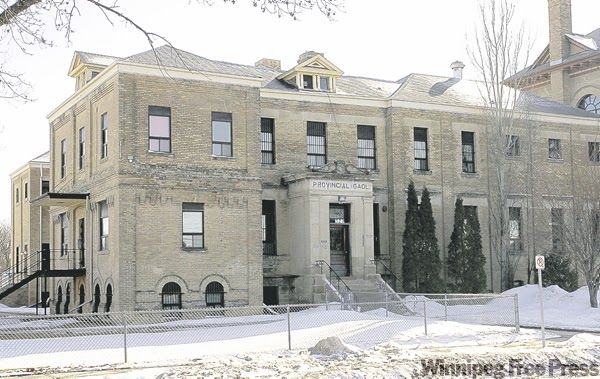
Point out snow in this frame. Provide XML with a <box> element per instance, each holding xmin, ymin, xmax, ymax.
<box><xmin>502</xmin><ymin>285</ymin><xmax>600</xmax><ymax>331</ymax></box>
<box><xmin>1</xmin><ymin>285</ymin><xmax>599</xmax><ymax>374</ymax></box>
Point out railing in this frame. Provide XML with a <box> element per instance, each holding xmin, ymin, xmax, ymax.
<box><xmin>371</xmin><ymin>257</ymin><xmax>399</xmax><ymax>291</ymax></box>
<box><xmin>314</xmin><ymin>260</ymin><xmax>354</xmax><ymax>306</ymax></box>
<box><xmin>0</xmin><ymin>249</ymin><xmax>86</xmax><ymax>298</ymax></box>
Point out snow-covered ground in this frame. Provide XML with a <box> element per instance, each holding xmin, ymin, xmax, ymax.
<box><xmin>1</xmin><ymin>285</ymin><xmax>598</xmax><ymax>375</ymax></box>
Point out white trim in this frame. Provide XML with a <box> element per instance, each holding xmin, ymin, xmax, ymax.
<box><xmin>48</xmin><ymin>62</ymin><xmax>263</xmax><ymax>121</ymax></box>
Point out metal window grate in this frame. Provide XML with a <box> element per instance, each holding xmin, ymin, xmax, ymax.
<box><xmin>357</xmin><ymin>125</ymin><xmax>376</xmax><ymax>170</ymax></box>
<box><xmin>307</xmin><ymin>121</ymin><xmax>326</xmax><ymax>166</ymax></box>
<box><xmin>461</xmin><ymin>131</ymin><xmax>475</xmax><ymax>173</ymax></box>
<box><xmin>261</xmin><ymin>118</ymin><xmax>275</xmax><ymax>164</ymax></box>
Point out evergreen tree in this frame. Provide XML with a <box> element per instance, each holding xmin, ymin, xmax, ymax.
<box><xmin>447</xmin><ymin>200</ymin><xmax>487</xmax><ymax>293</ymax></box>
<box><xmin>537</xmin><ymin>253</ymin><xmax>579</xmax><ymax>292</ymax></box>
<box><xmin>447</xmin><ymin>198</ymin><xmax>468</xmax><ymax>292</ymax></box>
<box><xmin>463</xmin><ymin>205</ymin><xmax>487</xmax><ymax>293</ymax></box>
<box><xmin>402</xmin><ymin>181</ymin><xmax>420</xmax><ymax>292</ymax></box>
<box><xmin>417</xmin><ymin>187</ymin><xmax>442</xmax><ymax>293</ymax></box>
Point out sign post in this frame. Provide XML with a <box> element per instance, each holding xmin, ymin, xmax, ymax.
<box><xmin>535</xmin><ymin>255</ymin><xmax>546</xmax><ymax>348</ymax></box>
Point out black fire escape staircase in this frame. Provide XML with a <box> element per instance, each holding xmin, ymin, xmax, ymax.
<box><xmin>0</xmin><ymin>249</ymin><xmax>86</xmax><ymax>301</ymax></box>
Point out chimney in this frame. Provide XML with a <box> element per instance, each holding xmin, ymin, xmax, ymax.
<box><xmin>450</xmin><ymin>61</ymin><xmax>465</xmax><ymax>79</ymax></box>
<box><xmin>255</xmin><ymin>58</ymin><xmax>281</xmax><ymax>71</ymax></box>
<box><xmin>297</xmin><ymin>51</ymin><xmax>323</xmax><ymax>64</ymax></box>
<box><xmin>548</xmin><ymin>0</ymin><xmax>572</xmax><ymax>63</ymax></box>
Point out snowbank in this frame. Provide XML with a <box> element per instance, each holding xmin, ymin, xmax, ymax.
<box><xmin>502</xmin><ymin>285</ymin><xmax>600</xmax><ymax>331</ymax></box>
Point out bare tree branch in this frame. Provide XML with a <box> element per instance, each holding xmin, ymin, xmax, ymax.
<box><xmin>0</xmin><ymin>0</ymin><xmax>343</xmax><ymax>100</ymax></box>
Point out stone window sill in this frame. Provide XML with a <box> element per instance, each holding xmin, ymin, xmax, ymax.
<box><xmin>461</xmin><ymin>172</ymin><xmax>480</xmax><ymax>178</ymax></box>
<box><xmin>413</xmin><ymin>169</ymin><xmax>432</xmax><ymax>175</ymax></box>
<box><xmin>547</xmin><ymin>158</ymin><xmax>564</xmax><ymax>163</ymax></box>
<box><xmin>148</xmin><ymin>151</ymin><xmax>174</xmax><ymax>157</ymax></box>
<box><xmin>182</xmin><ymin>247</ymin><xmax>207</xmax><ymax>253</ymax></box>
<box><xmin>211</xmin><ymin>155</ymin><xmax>235</xmax><ymax>160</ymax></box>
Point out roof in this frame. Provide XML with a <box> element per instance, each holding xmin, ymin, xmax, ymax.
<box><xmin>9</xmin><ymin>151</ymin><xmax>50</xmax><ymax>178</ymax></box>
<box><xmin>512</xmin><ymin>28</ymin><xmax>600</xmax><ymax>84</ymax></box>
<box><xmin>391</xmin><ymin>73</ymin><xmax>600</xmax><ymax>118</ymax></box>
<box><xmin>30</xmin><ymin>151</ymin><xmax>50</xmax><ymax>163</ymax></box>
<box><xmin>93</xmin><ymin>45</ymin><xmax>599</xmax><ymax>118</ymax></box>
<box><xmin>123</xmin><ymin>45</ymin><xmax>270</xmax><ymax>79</ymax></box>
<box><xmin>76</xmin><ymin>51</ymin><xmax>120</xmax><ymax>67</ymax></box>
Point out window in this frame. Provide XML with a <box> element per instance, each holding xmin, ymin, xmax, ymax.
<box><xmin>55</xmin><ymin>286</ymin><xmax>62</xmax><ymax>314</ymax></box>
<box><xmin>262</xmin><ymin>200</ymin><xmax>276</xmax><ymax>255</ymax></box>
<box><xmin>24</xmin><ymin>183</ymin><xmax>28</xmax><ymax>199</ymax></box>
<box><xmin>461</xmin><ymin>131</ymin><xmax>475</xmax><ymax>173</ymax></box>
<box><xmin>373</xmin><ymin>204</ymin><xmax>380</xmax><ymax>257</ymax></box>
<box><xmin>78</xmin><ymin>284</ymin><xmax>85</xmax><ymax>314</ymax></box>
<box><xmin>161</xmin><ymin>282</ymin><xmax>182</xmax><ymax>310</ymax></box>
<box><xmin>42</xmin><ymin>180</ymin><xmax>49</xmax><ymax>194</ymax></box>
<box><xmin>78</xmin><ymin>218</ymin><xmax>85</xmax><ymax>267</ymax></box>
<box><xmin>589</xmin><ymin>142</ymin><xmax>600</xmax><ymax>163</ymax></box>
<box><xmin>60</xmin><ymin>213</ymin><xmax>68</xmax><ymax>256</ymax></box>
<box><xmin>63</xmin><ymin>284</ymin><xmax>71</xmax><ymax>314</ymax></box>
<box><xmin>104</xmin><ymin>284</ymin><xmax>112</xmax><ymax>312</ymax></box>
<box><xmin>60</xmin><ymin>139</ymin><xmax>66</xmax><ymax>179</ymax></box>
<box><xmin>149</xmin><ymin>106</ymin><xmax>171</xmax><ymax>153</ymax></box>
<box><xmin>509</xmin><ymin>207</ymin><xmax>522</xmax><ymax>252</ymax></box>
<box><xmin>92</xmin><ymin>284</ymin><xmax>101</xmax><ymax>313</ymax></box>
<box><xmin>329</xmin><ymin>204</ymin><xmax>350</xmax><ymax>224</ymax></box>
<box><xmin>15</xmin><ymin>188</ymin><xmax>19</xmax><ymax>204</ymax></box>
<box><xmin>551</xmin><ymin>208</ymin><xmax>564</xmax><ymax>253</ymax></box>
<box><xmin>464</xmin><ymin>206</ymin><xmax>478</xmax><ymax>220</ymax></box>
<box><xmin>261</xmin><ymin>118</ymin><xmax>275</xmax><ymax>164</ymax></box>
<box><xmin>182</xmin><ymin>203</ymin><xmax>204</xmax><ymax>249</ymax></box>
<box><xmin>79</xmin><ymin>127</ymin><xmax>85</xmax><ymax>169</ymax></box>
<box><xmin>307</xmin><ymin>121</ymin><xmax>326</xmax><ymax>166</ymax></box>
<box><xmin>577</xmin><ymin>94</ymin><xmax>600</xmax><ymax>114</ymax></box>
<box><xmin>91</xmin><ymin>71</ymin><xmax>99</xmax><ymax>79</ymax></box>
<box><xmin>357</xmin><ymin>125</ymin><xmax>376</xmax><ymax>170</ymax></box>
<box><xmin>15</xmin><ymin>246</ymin><xmax>19</xmax><ymax>273</ymax></box>
<box><xmin>505</xmin><ymin>135</ymin><xmax>520</xmax><ymax>157</ymax></box>
<box><xmin>548</xmin><ymin>138</ymin><xmax>562</xmax><ymax>160</ymax></box>
<box><xmin>99</xmin><ymin>201</ymin><xmax>109</xmax><ymax>250</ymax></box>
<box><xmin>413</xmin><ymin>127</ymin><xmax>428</xmax><ymax>170</ymax></box>
<box><xmin>263</xmin><ymin>286</ymin><xmax>279</xmax><ymax>306</ymax></box>
<box><xmin>319</xmin><ymin>76</ymin><xmax>330</xmax><ymax>91</ymax></box>
<box><xmin>100</xmin><ymin>113</ymin><xmax>108</xmax><ymax>159</ymax></box>
<box><xmin>302</xmin><ymin>74</ymin><xmax>314</xmax><ymax>89</ymax></box>
<box><xmin>212</xmin><ymin>112</ymin><xmax>232</xmax><ymax>157</ymax></box>
<box><xmin>206</xmin><ymin>281</ymin><xmax>224</xmax><ymax>308</ymax></box>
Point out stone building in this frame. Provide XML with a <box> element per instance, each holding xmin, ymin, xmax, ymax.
<box><xmin>2</xmin><ymin>0</ymin><xmax>599</xmax><ymax>312</ymax></box>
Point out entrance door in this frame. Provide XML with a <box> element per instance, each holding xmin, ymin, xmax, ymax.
<box><xmin>329</xmin><ymin>204</ymin><xmax>350</xmax><ymax>277</ymax></box>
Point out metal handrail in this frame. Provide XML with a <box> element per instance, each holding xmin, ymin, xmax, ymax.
<box><xmin>314</xmin><ymin>260</ymin><xmax>353</xmax><ymax>296</ymax></box>
<box><xmin>371</xmin><ymin>257</ymin><xmax>400</xmax><ymax>288</ymax></box>
<box><xmin>0</xmin><ymin>248</ymin><xmax>86</xmax><ymax>293</ymax></box>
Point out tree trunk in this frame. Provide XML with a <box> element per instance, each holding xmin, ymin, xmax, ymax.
<box><xmin>589</xmin><ymin>285</ymin><xmax>598</xmax><ymax>308</ymax></box>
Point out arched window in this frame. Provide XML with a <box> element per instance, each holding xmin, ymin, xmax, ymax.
<box><xmin>577</xmin><ymin>94</ymin><xmax>600</xmax><ymax>114</ymax></box>
<box><xmin>205</xmin><ymin>281</ymin><xmax>224</xmax><ymax>308</ymax></box>
<box><xmin>78</xmin><ymin>284</ymin><xmax>85</xmax><ymax>313</ymax></box>
<box><xmin>92</xmin><ymin>284</ymin><xmax>101</xmax><ymax>313</ymax></box>
<box><xmin>55</xmin><ymin>286</ymin><xmax>62</xmax><ymax>314</ymax></box>
<box><xmin>105</xmin><ymin>284</ymin><xmax>113</xmax><ymax>312</ymax></box>
<box><xmin>63</xmin><ymin>284</ymin><xmax>71</xmax><ymax>314</ymax></box>
<box><xmin>161</xmin><ymin>282</ymin><xmax>182</xmax><ymax>309</ymax></box>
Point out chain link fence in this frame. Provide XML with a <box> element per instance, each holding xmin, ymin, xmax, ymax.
<box><xmin>0</xmin><ymin>295</ymin><xmax>520</xmax><ymax>370</ymax></box>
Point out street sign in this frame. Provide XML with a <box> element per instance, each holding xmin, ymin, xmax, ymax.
<box><xmin>535</xmin><ymin>255</ymin><xmax>545</xmax><ymax>270</ymax></box>
<box><xmin>535</xmin><ymin>255</ymin><xmax>546</xmax><ymax>348</ymax></box>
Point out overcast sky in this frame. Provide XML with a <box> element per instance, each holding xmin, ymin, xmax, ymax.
<box><xmin>1</xmin><ymin>0</ymin><xmax>600</xmax><ymax>223</ymax></box>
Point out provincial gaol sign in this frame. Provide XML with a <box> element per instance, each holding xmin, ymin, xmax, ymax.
<box><xmin>310</xmin><ymin>180</ymin><xmax>372</xmax><ymax>193</ymax></box>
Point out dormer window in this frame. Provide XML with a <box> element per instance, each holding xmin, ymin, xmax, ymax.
<box><xmin>303</xmin><ymin>75</ymin><xmax>314</xmax><ymax>89</ymax></box>
<box><xmin>277</xmin><ymin>51</ymin><xmax>343</xmax><ymax>94</ymax></box>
